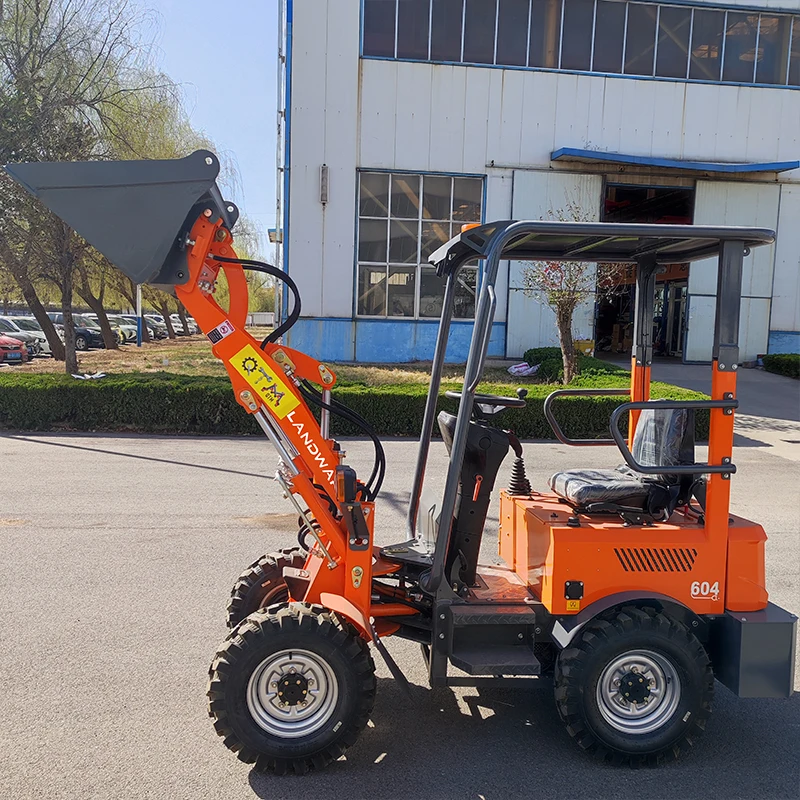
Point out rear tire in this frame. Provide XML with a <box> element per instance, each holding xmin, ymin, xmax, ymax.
<box><xmin>554</xmin><ymin>606</ymin><xmax>713</xmax><ymax>766</ymax></box>
<box><xmin>226</xmin><ymin>548</ymin><xmax>307</xmax><ymax>628</ymax></box>
<box><xmin>208</xmin><ymin>603</ymin><xmax>376</xmax><ymax>774</ymax></box>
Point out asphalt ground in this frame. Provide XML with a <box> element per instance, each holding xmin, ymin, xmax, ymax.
<box><xmin>1</xmin><ymin>427</ymin><xmax>798</xmax><ymax>800</ymax></box>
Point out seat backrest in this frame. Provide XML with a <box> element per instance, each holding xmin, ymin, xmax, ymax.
<box><xmin>630</xmin><ymin>406</ymin><xmax>695</xmax><ymax>482</ymax></box>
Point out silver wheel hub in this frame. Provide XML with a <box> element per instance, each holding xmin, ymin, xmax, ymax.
<box><xmin>247</xmin><ymin>649</ymin><xmax>339</xmax><ymax>738</ymax></box>
<box><xmin>596</xmin><ymin>649</ymin><xmax>681</xmax><ymax>735</ymax></box>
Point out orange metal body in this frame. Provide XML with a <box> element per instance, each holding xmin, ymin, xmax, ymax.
<box><xmin>499</xmin><ymin>354</ymin><xmax>768</xmax><ymax>618</ymax></box>
<box><xmin>498</xmin><ymin>491</ymin><xmax>768</xmax><ymax>616</ymax></box>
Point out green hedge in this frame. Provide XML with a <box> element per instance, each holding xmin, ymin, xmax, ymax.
<box><xmin>762</xmin><ymin>353</ymin><xmax>800</xmax><ymax>379</ymax></box>
<box><xmin>0</xmin><ymin>372</ymin><xmax>709</xmax><ymax>439</ymax></box>
<box><xmin>523</xmin><ymin>347</ymin><xmax>629</xmax><ymax>383</ymax></box>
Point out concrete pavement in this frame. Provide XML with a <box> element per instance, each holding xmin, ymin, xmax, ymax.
<box><xmin>0</xmin><ymin>432</ymin><xmax>798</xmax><ymax>800</ymax></box>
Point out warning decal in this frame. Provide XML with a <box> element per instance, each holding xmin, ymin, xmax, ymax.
<box><xmin>230</xmin><ymin>344</ymin><xmax>300</xmax><ymax>419</ymax></box>
<box><xmin>207</xmin><ymin>319</ymin><xmax>235</xmax><ymax>344</ymax></box>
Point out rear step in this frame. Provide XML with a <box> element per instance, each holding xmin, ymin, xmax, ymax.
<box><xmin>448</xmin><ymin>603</ymin><xmax>540</xmax><ymax>676</ymax></box>
<box><xmin>450</xmin><ymin>644</ymin><xmax>541</xmax><ymax>675</ymax></box>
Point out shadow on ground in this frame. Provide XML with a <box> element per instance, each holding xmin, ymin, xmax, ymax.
<box><xmin>247</xmin><ymin>678</ymin><xmax>800</xmax><ymax>800</ymax></box>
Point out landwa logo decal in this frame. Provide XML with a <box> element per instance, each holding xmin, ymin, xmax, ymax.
<box><xmin>231</xmin><ymin>344</ymin><xmax>300</xmax><ymax>419</ymax></box>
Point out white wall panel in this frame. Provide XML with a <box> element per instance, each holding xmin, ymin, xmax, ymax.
<box><xmin>288</xmin><ymin>0</ymin><xmax>330</xmax><ymax>316</ymax></box>
<box><xmin>287</xmin><ymin>0</ymin><xmax>361</xmax><ymax>318</ymax></box>
<box><xmin>484</xmin><ymin>169</ymin><xmax>514</xmax><ymax>321</ymax></box>
<box><xmin>519</xmin><ymin>72</ymin><xmax>558</xmax><ymax>166</ymax></box>
<box><xmin>428</xmin><ymin>66</ymin><xmax>468</xmax><ymax>173</ymax></box>
<box><xmin>770</xmin><ymin>184</ymin><xmax>800</xmax><ymax>332</ymax></box>
<box><xmin>497</xmin><ymin>70</ymin><xmax>525</xmax><ymax>168</ymax></box>
<box><xmin>692</xmin><ymin>181</ymin><xmax>780</xmax><ymax>298</ymax></box>
<box><xmin>359</xmin><ymin>60</ymin><xmax>398</xmax><ymax>169</ymax></box>
<box><xmin>394</xmin><ymin>63</ymin><xmax>432</xmax><ymax>172</ymax></box>
<box><xmin>320</xmin><ymin>0</ymin><xmax>361</xmax><ymax>318</ymax></box>
<box><xmin>462</xmin><ymin>69</ymin><xmax>492</xmax><ymax>172</ymax></box>
<box><xmin>686</xmin><ymin>181</ymin><xmax>780</xmax><ymax>361</ymax></box>
<box><xmin>505</xmin><ymin>171</ymin><xmax>602</xmax><ymax>358</ymax></box>
<box><xmin>360</xmin><ymin>61</ymin><xmax>800</xmax><ymax>173</ymax></box>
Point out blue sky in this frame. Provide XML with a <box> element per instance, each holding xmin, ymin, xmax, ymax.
<box><xmin>154</xmin><ymin>0</ymin><xmax>278</xmax><ymax>253</ymax></box>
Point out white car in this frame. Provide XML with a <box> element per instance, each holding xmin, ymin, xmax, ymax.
<box><xmin>0</xmin><ymin>315</ymin><xmax>49</xmax><ymax>356</ymax></box>
<box><xmin>169</xmin><ymin>314</ymin><xmax>199</xmax><ymax>335</ymax></box>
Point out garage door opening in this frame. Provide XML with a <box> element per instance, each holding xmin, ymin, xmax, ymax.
<box><xmin>596</xmin><ymin>183</ymin><xmax>695</xmax><ymax>358</ymax></box>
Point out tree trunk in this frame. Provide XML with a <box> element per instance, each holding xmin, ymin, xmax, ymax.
<box><xmin>176</xmin><ymin>301</ymin><xmax>189</xmax><ymax>335</ymax></box>
<box><xmin>61</xmin><ymin>270</ymin><xmax>79</xmax><ymax>374</ymax></box>
<box><xmin>556</xmin><ymin>304</ymin><xmax>578</xmax><ymax>385</ymax></box>
<box><xmin>140</xmin><ymin>317</ymin><xmax>150</xmax><ymax>342</ymax></box>
<box><xmin>18</xmin><ymin>271</ymin><xmax>65</xmax><ymax>360</ymax></box>
<box><xmin>75</xmin><ymin>266</ymin><xmax>118</xmax><ymax>349</ymax></box>
<box><xmin>76</xmin><ymin>288</ymin><xmax>118</xmax><ymax>349</ymax></box>
<box><xmin>159</xmin><ymin>301</ymin><xmax>176</xmax><ymax>338</ymax></box>
<box><xmin>0</xmin><ymin>232</ymin><xmax>65</xmax><ymax>359</ymax></box>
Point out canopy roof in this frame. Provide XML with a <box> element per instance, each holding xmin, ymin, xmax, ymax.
<box><xmin>429</xmin><ymin>220</ymin><xmax>775</xmax><ymax>270</ymax></box>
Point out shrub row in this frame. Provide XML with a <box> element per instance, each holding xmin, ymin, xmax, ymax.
<box><xmin>0</xmin><ymin>372</ymin><xmax>709</xmax><ymax>440</ymax></box>
<box><xmin>523</xmin><ymin>347</ymin><xmax>629</xmax><ymax>383</ymax></box>
<box><xmin>762</xmin><ymin>353</ymin><xmax>800</xmax><ymax>379</ymax></box>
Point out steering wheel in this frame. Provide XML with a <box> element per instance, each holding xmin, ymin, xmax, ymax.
<box><xmin>445</xmin><ymin>388</ymin><xmax>528</xmax><ymax>412</ymax></box>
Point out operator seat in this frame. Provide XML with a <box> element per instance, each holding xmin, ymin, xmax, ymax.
<box><xmin>549</xmin><ymin>406</ymin><xmax>697</xmax><ymax>521</ymax></box>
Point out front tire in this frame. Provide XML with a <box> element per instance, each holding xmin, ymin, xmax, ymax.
<box><xmin>208</xmin><ymin>603</ymin><xmax>376</xmax><ymax>774</ymax></box>
<box><xmin>226</xmin><ymin>548</ymin><xmax>307</xmax><ymax>628</ymax></box>
<box><xmin>75</xmin><ymin>335</ymin><xmax>88</xmax><ymax>351</ymax></box>
<box><xmin>554</xmin><ymin>606</ymin><xmax>713</xmax><ymax>766</ymax></box>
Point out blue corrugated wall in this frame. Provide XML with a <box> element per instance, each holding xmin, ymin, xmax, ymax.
<box><xmin>286</xmin><ymin>318</ymin><xmax>507</xmax><ymax>363</ymax></box>
<box><xmin>768</xmin><ymin>331</ymin><xmax>800</xmax><ymax>354</ymax></box>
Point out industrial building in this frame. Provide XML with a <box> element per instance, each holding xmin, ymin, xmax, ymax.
<box><xmin>277</xmin><ymin>0</ymin><xmax>800</xmax><ymax>362</ymax></box>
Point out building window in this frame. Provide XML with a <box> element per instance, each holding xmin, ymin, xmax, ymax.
<box><xmin>357</xmin><ymin>172</ymin><xmax>483</xmax><ymax>319</ymax></box>
<box><xmin>362</xmin><ymin>0</ymin><xmax>800</xmax><ymax>88</ymax></box>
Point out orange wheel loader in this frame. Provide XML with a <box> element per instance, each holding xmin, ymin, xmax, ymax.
<box><xmin>7</xmin><ymin>151</ymin><xmax>796</xmax><ymax>772</ymax></box>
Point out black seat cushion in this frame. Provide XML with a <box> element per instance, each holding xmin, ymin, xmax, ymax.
<box><xmin>549</xmin><ymin>467</ymin><xmax>650</xmax><ymax>509</ymax></box>
<box><xmin>549</xmin><ymin>406</ymin><xmax>695</xmax><ymax>517</ymax></box>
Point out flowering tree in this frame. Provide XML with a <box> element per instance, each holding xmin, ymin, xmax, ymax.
<box><xmin>520</xmin><ymin>200</ymin><xmax>622</xmax><ymax>384</ymax></box>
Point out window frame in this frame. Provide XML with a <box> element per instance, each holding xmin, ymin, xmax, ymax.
<box><xmin>355</xmin><ymin>169</ymin><xmax>486</xmax><ymax>320</ymax></box>
<box><xmin>361</xmin><ymin>0</ymin><xmax>800</xmax><ymax>89</ymax></box>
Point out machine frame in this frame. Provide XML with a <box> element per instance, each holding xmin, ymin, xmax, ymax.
<box><xmin>6</xmin><ymin>151</ymin><xmax>796</xmax><ymax>771</ymax></box>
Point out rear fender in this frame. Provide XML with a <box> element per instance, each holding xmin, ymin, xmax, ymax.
<box><xmin>550</xmin><ymin>591</ymin><xmax>706</xmax><ymax>649</ymax></box>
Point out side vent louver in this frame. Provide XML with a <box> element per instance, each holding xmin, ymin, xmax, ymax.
<box><xmin>614</xmin><ymin>547</ymin><xmax>697</xmax><ymax>572</ymax></box>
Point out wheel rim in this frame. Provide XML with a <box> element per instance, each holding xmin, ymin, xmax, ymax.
<box><xmin>596</xmin><ymin>649</ymin><xmax>681</xmax><ymax>735</ymax></box>
<box><xmin>246</xmin><ymin>648</ymin><xmax>339</xmax><ymax>738</ymax></box>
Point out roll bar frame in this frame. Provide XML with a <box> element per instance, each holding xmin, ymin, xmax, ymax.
<box><xmin>415</xmin><ymin>221</ymin><xmax>774</xmax><ymax>601</ymax></box>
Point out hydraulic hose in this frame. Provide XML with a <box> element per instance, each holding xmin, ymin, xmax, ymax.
<box><xmin>210</xmin><ymin>255</ymin><xmax>386</xmax><ymax>499</ymax></box>
<box><xmin>298</xmin><ymin>380</ymin><xmax>386</xmax><ymax>500</ymax></box>
<box><xmin>209</xmin><ymin>255</ymin><xmax>300</xmax><ymax>347</ymax></box>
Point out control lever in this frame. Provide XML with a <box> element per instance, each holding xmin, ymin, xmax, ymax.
<box><xmin>472</xmin><ymin>474</ymin><xmax>483</xmax><ymax>502</ymax></box>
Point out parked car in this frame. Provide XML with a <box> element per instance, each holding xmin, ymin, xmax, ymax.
<box><xmin>144</xmin><ymin>314</ymin><xmax>172</xmax><ymax>336</ymax></box>
<box><xmin>0</xmin><ymin>334</ymin><xmax>28</xmax><ymax>364</ymax></box>
<box><xmin>119</xmin><ymin>314</ymin><xmax>166</xmax><ymax>339</ymax></box>
<box><xmin>0</xmin><ymin>317</ymin><xmax>43</xmax><ymax>357</ymax></box>
<box><xmin>88</xmin><ymin>313</ymin><xmax>137</xmax><ymax>343</ymax></box>
<box><xmin>47</xmin><ymin>312</ymin><xmax>108</xmax><ymax>350</ymax></box>
<box><xmin>169</xmin><ymin>314</ymin><xmax>199</xmax><ymax>335</ymax></box>
<box><xmin>15</xmin><ymin>316</ymin><xmax>62</xmax><ymax>352</ymax></box>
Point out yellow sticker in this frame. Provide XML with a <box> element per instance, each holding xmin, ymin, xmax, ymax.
<box><xmin>566</xmin><ymin>599</ymin><xmax>581</xmax><ymax>612</ymax></box>
<box><xmin>230</xmin><ymin>344</ymin><xmax>300</xmax><ymax>419</ymax></box>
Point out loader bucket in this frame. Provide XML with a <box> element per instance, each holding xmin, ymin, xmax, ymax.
<box><xmin>4</xmin><ymin>149</ymin><xmax>238</xmax><ymax>286</ymax></box>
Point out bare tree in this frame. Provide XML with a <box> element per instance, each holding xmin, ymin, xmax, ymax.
<box><xmin>75</xmin><ymin>254</ymin><xmax>118</xmax><ymax>349</ymax></box>
<box><xmin>520</xmin><ymin>201</ymin><xmax>623</xmax><ymax>384</ymax></box>
<box><xmin>0</xmin><ymin>0</ymin><xmax>173</xmax><ymax>372</ymax></box>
